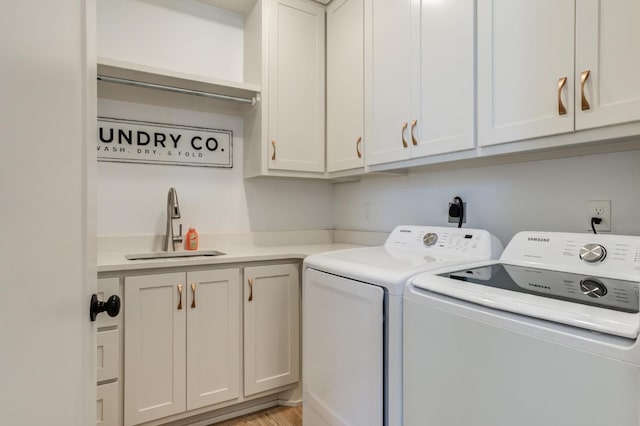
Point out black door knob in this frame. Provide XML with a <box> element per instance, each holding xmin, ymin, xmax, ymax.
<box><xmin>90</xmin><ymin>294</ymin><xmax>121</xmax><ymax>322</ymax></box>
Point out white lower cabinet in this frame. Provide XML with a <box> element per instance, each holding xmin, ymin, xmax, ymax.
<box><xmin>124</xmin><ymin>269</ymin><xmax>240</xmax><ymax>426</ymax></box>
<box><xmin>243</xmin><ymin>264</ymin><xmax>300</xmax><ymax>396</ymax></box>
<box><xmin>97</xmin><ymin>277</ymin><xmax>123</xmax><ymax>426</ymax></box>
<box><xmin>118</xmin><ymin>263</ymin><xmax>301</xmax><ymax>426</ymax></box>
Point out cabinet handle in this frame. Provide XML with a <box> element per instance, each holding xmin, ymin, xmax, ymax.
<box><xmin>177</xmin><ymin>284</ymin><xmax>183</xmax><ymax>310</ymax></box>
<box><xmin>581</xmin><ymin>70</ymin><xmax>591</xmax><ymax>111</ymax></box>
<box><xmin>557</xmin><ymin>76</ymin><xmax>567</xmax><ymax>116</ymax></box>
<box><xmin>190</xmin><ymin>283</ymin><xmax>196</xmax><ymax>309</ymax></box>
<box><xmin>356</xmin><ymin>136</ymin><xmax>362</xmax><ymax>158</ymax></box>
<box><xmin>401</xmin><ymin>122</ymin><xmax>408</xmax><ymax>148</ymax></box>
<box><xmin>248</xmin><ymin>278</ymin><xmax>253</xmax><ymax>302</ymax></box>
<box><xmin>271</xmin><ymin>140</ymin><xmax>276</xmax><ymax>160</ymax></box>
<box><xmin>411</xmin><ymin>119</ymin><xmax>418</xmax><ymax>146</ymax></box>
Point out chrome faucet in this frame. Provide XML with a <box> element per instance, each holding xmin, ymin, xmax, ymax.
<box><xmin>163</xmin><ymin>187</ymin><xmax>182</xmax><ymax>251</ymax></box>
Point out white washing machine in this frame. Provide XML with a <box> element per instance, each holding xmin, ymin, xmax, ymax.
<box><xmin>302</xmin><ymin>225</ymin><xmax>503</xmax><ymax>426</ymax></box>
<box><xmin>404</xmin><ymin>231</ymin><xmax>640</xmax><ymax>426</ymax></box>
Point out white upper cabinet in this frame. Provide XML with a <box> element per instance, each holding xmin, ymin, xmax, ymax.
<box><xmin>478</xmin><ymin>0</ymin><xmax>640</xmax><ymax>148</ymax></box>
<box><xmin>367</xmin><ymin>0</ymin><xmax>476</xmax><ymax>166</ymax></box>
<box><xmin>244</xmin><ymin>0</ymin><xmax>326</xmax><ymax>178</ymax></box>
<box><xmin>575</xmin><ymin>1</ymin><xmax>640</xmax><ymax>130</ymax></box>
<box><xmin>414</xmin><ymin>0</ymin><xmax>475</xmax><ymax>158</ymax></box>
<box><xmin>268</xmin><ymin>0</ymin><xmax>325</xmax><ymax>173</ymax></box>
<box><xmin>478</xmin><ymin>1</ymin><xmax>576</xmax><ymax>146</ymax></box>
<box><xmin>367</xmin><ymin>0</ymin><xmax>414</xmax><ymax>165</ymax></box>
<box><xmin>326</xmin><ymin>0</ymin><xmax>365</xmax><ymax>173</ymax></box>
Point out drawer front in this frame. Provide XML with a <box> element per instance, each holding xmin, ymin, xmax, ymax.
<box><xmin>97</xmin><ymin>277</ymin><xmax>121</xmax><ymax>329</ymax></box>
<box><xmin>97</xmin><ymin>329</ymin><xmax>119</xmax><ymax>383</ymax></box>
<box><xmin>97</xmin><ymin>381</ymin><xmax>121</xmax><ymax>426</ymax></box>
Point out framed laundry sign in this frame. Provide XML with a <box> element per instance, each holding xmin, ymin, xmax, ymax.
<box><xmin>97</xmin><ymin>117</ymin><xmax>233</xmax><ymax>168</ymax></box>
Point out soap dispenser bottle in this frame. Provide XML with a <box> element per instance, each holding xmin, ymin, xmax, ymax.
<box><xmin>185</xmin><ymin>228</ymin><xmax>199</xmax><ymax>250</ymax></box>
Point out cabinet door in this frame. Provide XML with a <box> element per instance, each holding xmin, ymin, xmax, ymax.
<box><xmin>268</xmin><ymin>0</ymin><xmax>325</xmax><ymax>173</ymax></box>
<box><xmin>124</xmin><ymin>273</ymin><xmax>186</xmax><ymax>426</ymax></box>
<box><xmin>186</xmin><ymin>269</ymin><xmax>241</xmax><ymax>410</ymax></box>
<box><xmin>477</xmin><ymin>0</ymin><xmax>575</xmax><ymax>146</ymax></box>
<box><xmin>414</xmin><ymin>0</ymin><xmax>475</xmax><ymax>157</ymax></box>
<box><xmin>367</xmin><ymin>0</ymin><xmax>414</xmax><ymax>165</ymax></box>
<box><xmin>244</xmin><ymin>264</ymin><xmax>300</xmax><ymax>396</ymax></box>
<box><xmin>576</xmin><ymin>1</ymin><xmax>640</xmax><ymax>130</ymax></box>
<box><xmin>327</xmin><ymin>0</ymin><xmax>365</xmax><ymax>172</ymax></box>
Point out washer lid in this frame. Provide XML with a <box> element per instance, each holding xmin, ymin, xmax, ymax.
<box><xmin>410</xmin><ymin>263</ymin><xmax>640</xmax><ymax>339</ymax></box>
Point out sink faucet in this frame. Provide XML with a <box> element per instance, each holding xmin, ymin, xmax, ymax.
<box><xmin>163</xmin><ymin>187</ymin><xmax>182</xmax><ymax>251</ymax></box>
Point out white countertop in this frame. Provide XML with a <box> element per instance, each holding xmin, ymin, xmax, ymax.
<box><xmin>97</xmin><ymin>229</ymin><xmax>388</xmax><ymax>273</ymax></box>
<box><xmin>98</xmin><ymin>243</ymin><xmax>361</xmax><ymax>273</ymax></box>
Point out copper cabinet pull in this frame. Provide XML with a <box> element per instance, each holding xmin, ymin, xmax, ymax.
<box><xmin>557</xmin><ymin>76</ymin><xmax>567</xmax><ymax>116</ymax></box>
<box><xmin>248</xmin><ymin>278</ymin><xmax>253</xmax><ymax>302</ymax></box>
<box><xmin>177</xmin><ymin>284</ymin><xmax>183</xmax><ymax>310</ymax></box>
<box><xmin>356</xmin><ymin>136</ymin><xmax>362</xmax><ymax>158</ymax></box>
<box><xmin>190</xmin><ymin>283</ymin><xmax>196</xmax><ymax>309</ymax></box>
<box><xmin>401</xmin><ymin>122</ymin><xmax>408</xmax><ymax>148</ymax></box>
<box><xmin>581</xmin><ymin>70</ymin><xmax>591</xmax><ymax>111</ymax></box>
<box><xmin>410</xmin><ymin>119</ymin><xmax>418</xmax><ymax>145</ymax></box>
<box><xmin>271</xmin><ymin>140</ymin><xmax>276</xmax><ymax>160</ymax></box>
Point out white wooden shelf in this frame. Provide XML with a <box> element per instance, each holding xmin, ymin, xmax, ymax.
<box><xmin>97</xmin><ymin>57</ymin><xmax>261</xmax><ymax>106</ymax></box>
<box><xmin>195</xmin><ymin>0</ymin><xmax>330</xmax><ymax>15</ymax></box>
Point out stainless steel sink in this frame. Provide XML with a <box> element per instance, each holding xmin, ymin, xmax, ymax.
<box><xmin>125</xmin><ymin>250</ymin><xmax>225</xmax><ymax>260</ymax></box>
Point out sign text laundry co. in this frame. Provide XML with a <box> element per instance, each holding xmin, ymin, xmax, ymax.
<box><xmin>97</xmin><ymin>117</ymin><xmax>232</xmax><ymax>168</ymax></box>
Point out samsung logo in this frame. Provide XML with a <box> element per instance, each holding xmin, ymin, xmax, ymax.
<box><xmin>528</xmin><ymin>283</ymin><xmax>551</xmax><ymax>290</ymax></box>
<box><xmin>528</xmin><ymin>237</ymin><xmax>550</xmax><ymax>243</ymax></box>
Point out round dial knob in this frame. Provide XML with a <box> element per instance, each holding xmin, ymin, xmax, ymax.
<box><xmin>579</xmin><ymin>243</ymin><xmax>607</xmax><ymax>263</ymax></box>
<box><xmin>580</xmin><ymin>278</ymin><xmax>607</xmax><ymax>298</ymax></box>
<box><xmin>423</xmin><ymin>232</ymin><xmax>438</xmax><ymax>247</ymax></box>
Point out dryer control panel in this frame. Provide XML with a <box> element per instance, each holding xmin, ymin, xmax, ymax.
<box><xmin>385</xmin><ymin>226</ymin><xmax>503</xmax><ymax>260</ymax></box>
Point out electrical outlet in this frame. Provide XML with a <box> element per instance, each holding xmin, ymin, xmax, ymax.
<box><xmin>448</xmin><ymin>202</ymin><xmax>467</xmax><ymax>224</ymax></box>
<box><xmin>586</xmin><ymin>200</ymin><xmax>611</xmax><ymax>232</ymax></box>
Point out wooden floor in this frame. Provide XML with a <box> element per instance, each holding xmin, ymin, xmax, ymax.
<box><xmin>212</xmin><ymin>405</ymin><xmax>302</xmax><ymax>426</ymax></box>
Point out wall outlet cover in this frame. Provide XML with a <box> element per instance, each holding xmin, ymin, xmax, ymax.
<box><xmin>586</xmin><ymin>200</ymin><xmax>611</xmax><ymax>232</ymax></box>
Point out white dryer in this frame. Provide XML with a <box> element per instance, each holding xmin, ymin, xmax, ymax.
<box><xmin>404</xmin><ymin>231</ymin><xmax>640</xmax><ymax>426</ymax></box>
<box><xmin>302</xmin><ymin>225</ymin><xmax>503</xmax><ymax>426</ymax></box>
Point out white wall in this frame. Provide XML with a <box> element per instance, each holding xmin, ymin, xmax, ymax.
<box><xmin>334</xmin><ymin>149</ymin><xmax>640</xmax><ymax>246</ymax></box>
<box><xmin>97</xmin><ymin>0</ymin><xmax>243</xmax><ymax>80</ymax></box>
<box><xmin>97</xmin><ymin>89</ymin><xmax>334</xmax><ymax>236</ymax></box>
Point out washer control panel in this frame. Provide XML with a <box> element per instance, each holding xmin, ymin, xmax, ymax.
<box><xmin>502</xmin><ymin>231</ymin><xmax>640</xmax><ymax>278</ymax></box>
